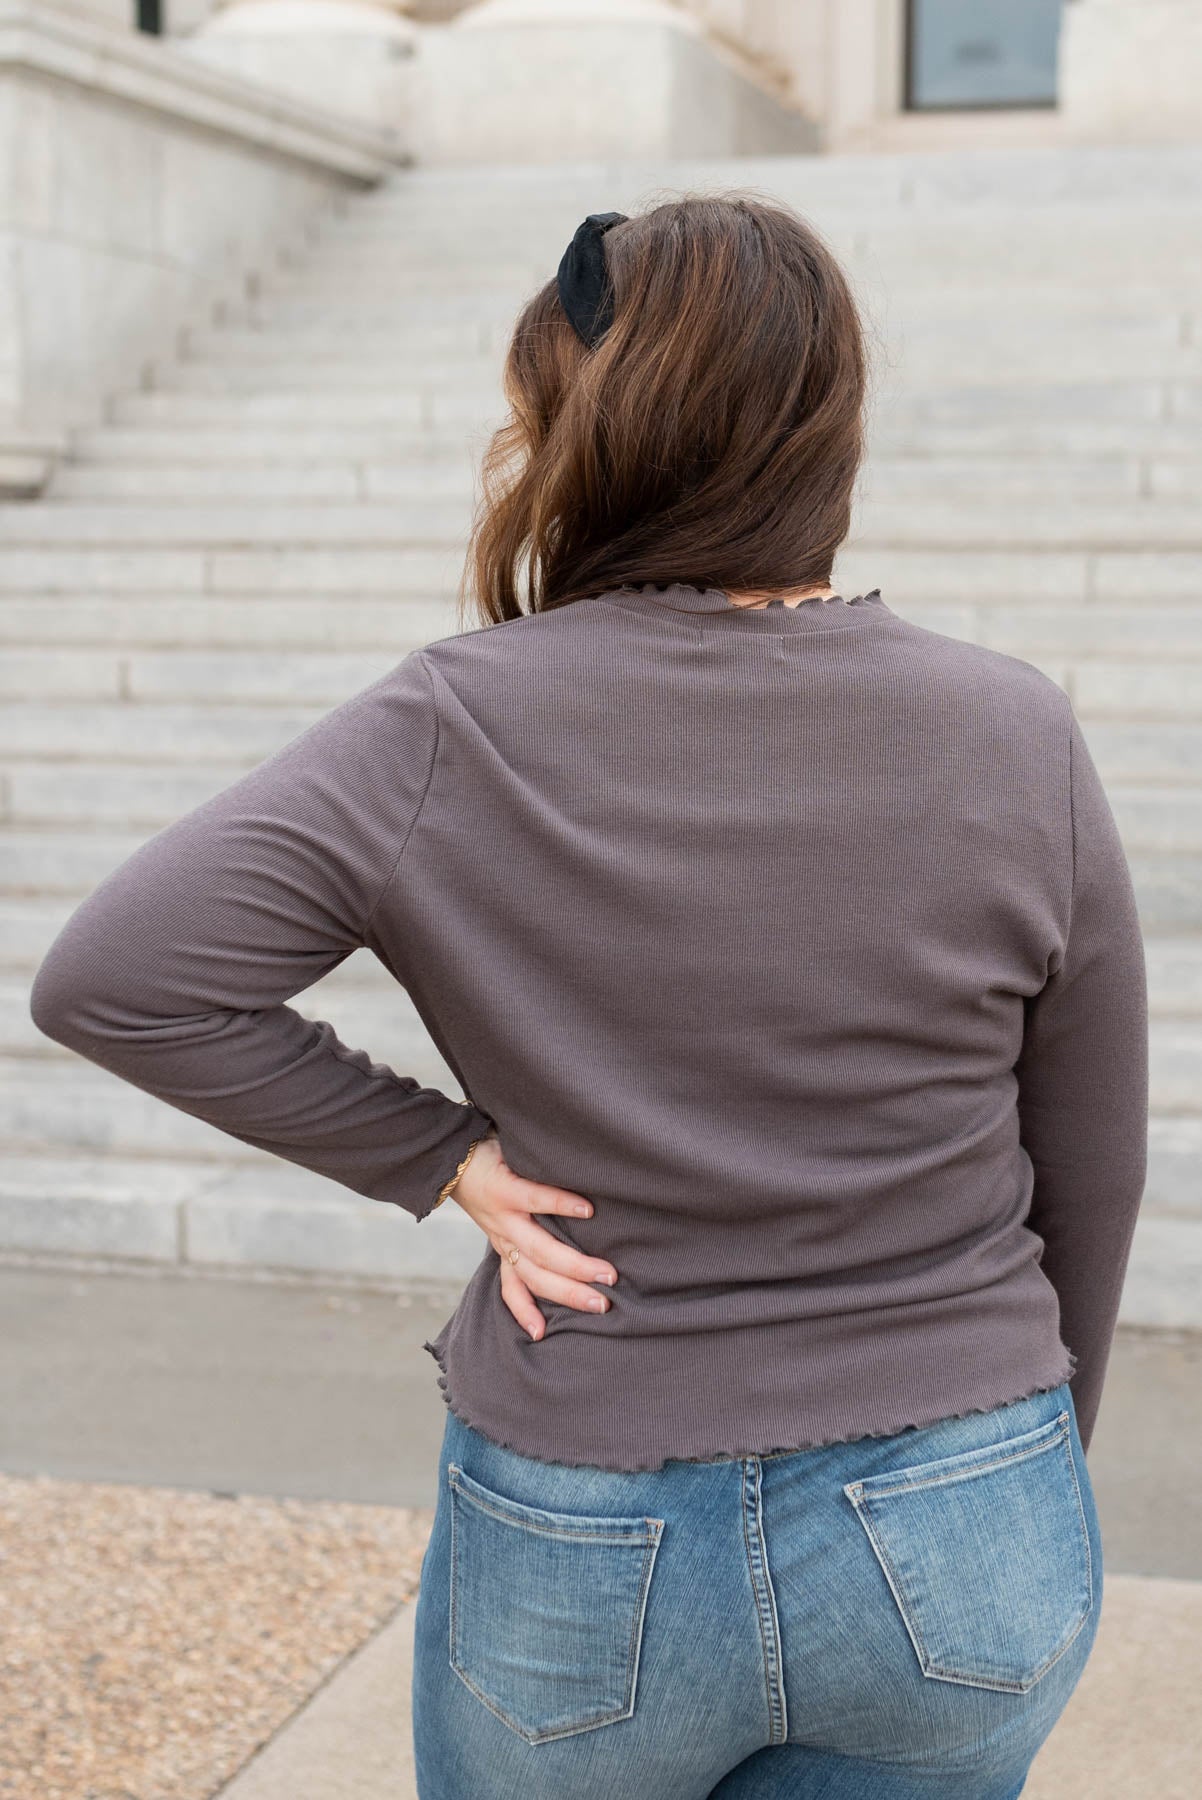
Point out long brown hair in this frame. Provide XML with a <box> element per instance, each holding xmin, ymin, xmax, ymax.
<box><xmin>457</xmin><ymin>189</ymin><xmax>872</xmax><ymax>629</ymax></box>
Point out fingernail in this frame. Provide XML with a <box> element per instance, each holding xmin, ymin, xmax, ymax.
<box><xmin>590</xmin><ymin>1295</ymin><xmax>608</xmax><ymax>1311</ymax></box>
<box><xmin>573</xmin><ymin>1203</ymin><xmax>591</xmax><ymax>1217</ymax></box>
<box><xmin>600</xmin><ymin>1270</ymin><xmax>616</xmax><ymax>1285</ymax></box>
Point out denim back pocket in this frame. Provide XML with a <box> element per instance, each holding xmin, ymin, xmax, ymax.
<box><xmin>447</xmin><ymin>1461</ymin><xmax>664</xmax><ymax>1744</ymax></box>
<box><xmin>842</xmin><ymin>1409</ymin><xmax>1093</xmax><ymax>1694</ymax></box>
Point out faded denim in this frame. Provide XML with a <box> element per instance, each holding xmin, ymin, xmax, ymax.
<box><xmin>412</xmin><ymin>1380</ymin><xmax>1101</xmax><ymax>1798</ymax></box>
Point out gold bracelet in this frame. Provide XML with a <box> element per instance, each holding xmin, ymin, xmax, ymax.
<box><xmin>433</xmin><ymin>1133</ymin><xmax>488</xmax><ymax>1211</ymax></box>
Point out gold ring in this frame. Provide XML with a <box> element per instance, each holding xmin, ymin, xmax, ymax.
<box><xmin>507</xmin><ymin>1246</ymin><xmax>520</xmax><ymax>1265</ymax></box>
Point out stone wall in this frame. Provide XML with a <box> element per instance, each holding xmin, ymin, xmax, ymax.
<box><xmin>0</xmin><ymin>0</ymin><xmax>404</xmax><ymax>492</ymax></box>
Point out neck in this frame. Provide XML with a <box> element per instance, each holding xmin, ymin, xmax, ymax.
<box><xmin>724</xmin><ymin>584</ymin><xmax>838</xmax><ymax>610</ymax></box>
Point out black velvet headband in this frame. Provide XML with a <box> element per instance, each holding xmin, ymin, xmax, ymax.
<box><xmin>556</xmin><ymin>211</ymin><xmax>629</xmax><ymax>349</ymax></box>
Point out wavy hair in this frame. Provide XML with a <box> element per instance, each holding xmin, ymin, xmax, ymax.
<box><xmin>457</xmin><ymin>190</ymin><xmax>872</xmax><ymax>628</ymax></box>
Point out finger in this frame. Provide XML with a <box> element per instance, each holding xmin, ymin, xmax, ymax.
<box><xmin>508</xmin><ymin>1171</ymin><xmax>596</xmax><ymax>1221</ymax></box>
<box><xmin>504</xmin><ymin>1215</ymin><xmax>618</xmax><ymax>1289</ymax></box>
<box><xmin>499</xmin><ymin>1261</ymin><xmax>546</xmax><ymax>1341</ymax></box>
<box><xmin>502</xmin><ymin>1250</ymin><xmax>612</xmax><ymax>1316</ymax></box>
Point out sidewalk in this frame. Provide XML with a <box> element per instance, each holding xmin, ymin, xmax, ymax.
<box><xmin>2</xmin><ymin>1262</ymin><xmax>1199</xmax><ymax>1797</ymax></box>
<box><xmin>220</xmin><ymin>1577</ymin><xmax>1202</xmax><ymax>1800</ymax></box>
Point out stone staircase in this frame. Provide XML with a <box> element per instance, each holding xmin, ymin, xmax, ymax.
<box><xmin>3</xmin><ymin>145</ymin><xmax>1200</xmax><ymax>1317</ymax></box>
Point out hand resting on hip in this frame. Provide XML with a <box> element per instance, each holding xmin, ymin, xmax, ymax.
<box><xmin>449</xmin><ymin>1132</ymin><xmax>619</xmax><ymax>1340</ymax></box>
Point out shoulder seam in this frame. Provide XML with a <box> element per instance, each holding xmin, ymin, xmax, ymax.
<box><xmin>362</xmin><ymin>650</ymin><xmax>440</xmax><ymax>941</ymax></box>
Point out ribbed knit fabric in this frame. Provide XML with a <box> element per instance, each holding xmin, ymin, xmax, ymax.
<box><xmin>28</xmin><ymin>581</ymin><xmax>1149</xmax><ymax>1469</ymax></box>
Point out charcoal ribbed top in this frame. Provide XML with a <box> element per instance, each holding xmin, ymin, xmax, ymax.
<box><xmin>28</xmin><ymin>580</ymin><xmax>1149</xmax><ymax>1468</ymax></box>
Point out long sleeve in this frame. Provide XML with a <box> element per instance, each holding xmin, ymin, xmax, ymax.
<box><xmin>1015</xmin><ymin>702</ymin><xmax>1149</xmax><ymax>1455</ymax></box>
<box><xmin>28</xmin><ymin>647</ymin><xmax>495</xmax><ymax>1223</ymax></box>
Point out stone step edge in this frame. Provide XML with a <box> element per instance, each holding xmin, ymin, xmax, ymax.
<box><xmin>0</xmin><ymin>1194</ymin><xmax>1194</xmax><ymax>1332</ymax></box>
<box><xmin>0</xmin><ymin>1236</ymin><xmax>1196</xmax><ymax>1344</ymax></box>
<box><xmin>0</xmin><ymin>1125</ymin><xmax>1196</xmax><ymax>1292</ymax></box>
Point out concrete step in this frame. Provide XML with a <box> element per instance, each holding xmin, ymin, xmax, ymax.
<box><xmin>2</xmin><ymin>686</ymin><xmax>1202</xmax><ymax>775</ymax></box>
<box><xmin>46</xmin><ymin>461</ymin><xmax>478</xmax><ymax>503</ymax></box>
<box><xmin>157</xmin><ymin>353</ymin><xmax>503</xmax><ymax>392</ymax></box>
<box><xmin>0</xmin><ymin>647</ymin><xmax>403</xmax><ymax>705</ymax></box>
<box><xmin>0</xmin><ymin>709</ymin><xmax>322</xmax><ymax>770</ymax></box>
<box><xmin>53</xmin><ymin>447</ymin><xmax>1202</xmax><ymax>511</ymax></box>
<box><xmin>4</xmin><ymin>809</ymin><xmax>1200</xmax><ymax>927</ymax></box>
<box><xmin>109</xmin><ymin>390</ymin><xmax>441</xmax><ymax>426</ymax></box>
<box><xmin>6</xmin><ymin>144</ymin><xmax>1200</xmax><ymax>1301</ymax></box>
<box><xmin>5</xmin><ymin>761</ymin><xmax>254</xmax><ymax>826</ymax></box>
<box><xmin>0</xmin><ymin>502</ymin><xmax>475</xmax><ymax>547</ymax></box>
<box><xmin>2</xmin><ymin>606</ymin><xmax>1202</xmax><ymax>697</ymax></box>
<box><xmin>9</xmin><ymin>919</ymin><xmax>1202</xmax><ymax>1016</ymax></box>
<box><xmin>67</xmin><ymin>425</ymin><xmax>482</xmax><ymax>463</ymax></box>
<box><xmin>0</xmin><ymin>544</ymin><xmax>1199</xmax><ymax>606</ymax></box>
<box><xmin>0</xmin><ymin>596</ymin><xmax>460</xmax><ymax>649</ymax></box>
<box><xmin>872</xmin><ymin>382</ymin><xmax>1199</xmax><ymax>428</ymax></box>
<box><xmin>834</xmin><ymin>546</ymin><xmax>1202</xmax><ymax>605</ymax></box>
<box><xmin>336</xmin><ymin>145</ymin><xmax>1202</xmax><ymax>213</ymax></box>
<box><xmin>5</xmin><ymin>596</ymin><xmax>1201</xmax><ymax>667</ymax></box>
<box><xmin>858</xmin><ymin>457</ymin><xmax>1202</xmax><ymax>503</ymax></box>
<box><xmin>151</xmin><ymin>335</ymin><xmax>1196</xmax><ymax>393</ymax></box>
<box><xmin>0</xmin><ymin>1138</ymin><xmax>1196</xmax><ymax>1318</ymax></box>
<box><xmin>104</xmin><ymin>380</ymin><xmax>1202</xmax><ymax>432</ymax></box>
<box><xmin>229</xmin><ymin>291</ymin><xmax>539</xmax><ymax>330</ymax></box>
<box><xmin>0</xmin><ymin>1148</ymin><xmax>478</xmax><ymax>1276</ymax></box>
<box><xmin>0</xmin><ymin>546</ymin><xmax>457</xmax><ymax>594</ymax></box>
<box><xmin>7</xmin><ymin>900</ymin><xmax>1200</xmax><ymax>1010</ymax></box>
<box><xmin>317</xmin><ymin>279</ymin><xmax>1201</xmax><ymax>355</ymax></box>
<box><xmin>182</xmin><ymin>320</ymin><xmax>493</xmax><ymax>359</ymax></box>
<box><xmin>67</xmin><ymin>418</ymin><xmax>1202</xmax><ymax>465</ymax></box>
<box><xmin>869</xmin><ymin>422</ymin><xmax>1202</xmax><ymax>459</ymax></box>
<box><xmin>0</xmin><ymin>1035</ymin><xmax>463</xmax><ymax>1160</ymax></box>
<box><xmin>5</xmin><ymin>1007</ymin><xmax>1201</xmax><ymax>1141</ymax></box>
<box><xmin>260</xmin><ymin>258</ymin><xmax>544</xmax><ymax>296</ymax></box>
<box><xmin>1076</xmin><ymin>665</ymin><xmax>1202</xmax><ymax>720</ymax></box>
<box><xmin>848</xmin><ymin>214</ymin><xmax>1202</xmax><ymax>284</ymax></box>
<box><xmin>40</xmin><ymin>453</ymin><xmax>1183</xmax><ymax>506</ymax></box>
<box><xmin>275</xmin><ymin>211</ymin><xmax>1202</xmax><ymax>285</ymax></box>
<box><xmin>7</xmin><ymin>498</ymin><xmax>1202</xmax><ymax>553</ymax></box>
<box><xmin>186</xmin><ymin>296</ymin><xmax>1194</xmax><ymax>362</ymax></box>
<box><xmin>5</xmin><ymin>644</ymin><xmax>1202</xmax><ymax>726</ymax></box>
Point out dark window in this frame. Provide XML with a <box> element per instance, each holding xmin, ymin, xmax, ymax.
<box><xmin>136</xmin><ymin>0</ymin><xmax>163</xmax><ymax>34</ymax></box>
<box><xmin>905</xmin><ymin>0</ymin><xmax>1064</xmax><ymax>111</ymax></box>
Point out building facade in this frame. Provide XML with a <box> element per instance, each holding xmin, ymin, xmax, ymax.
<box><xmin>136</xmin><ymin>0</ymin><xmax>1202</xmax><ymax>156</ymax></box>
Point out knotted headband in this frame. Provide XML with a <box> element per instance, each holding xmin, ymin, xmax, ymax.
<box><xmin>556</xmin><ymin>211</ymin><xmax>629</xmax><ymax>349</ymax></box>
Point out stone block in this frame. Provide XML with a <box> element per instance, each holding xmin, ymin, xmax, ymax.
<box><xmin>185</xmin><ymin>1165</ymin><xmax>484</xmax><ymax>1283</ymax></box>
<box><xmin>1120</xmin><ymin>1217</ymin><xmax>1202</xmax><ymax>1332</ymax></box>
<box><xmin>121</xmin><ymin>648</ymin><xmax>401</xmax><ymax>704</ymax></box>
<box><xmin>0</xmin><ymin>595</ymin><xmax>462</xmax><ymax>652</ymax></box>
<box><xmin>1082</xmin><ymin>721</ymin><xmax>1202</xmax><ymax>784</ymax></box>
<box><xmin>0</xmin><ymin>831</ymin><xmax>151</xmax><ymax>896</ymax></box>
<box><xmin>0</xmin><ymin>1155</ymin><xmax>214</xmax><ymax>1260</ymax></box>
<box><xmin>206</xmin><ymin>547</ymin><xmax>457</xmax><ymax>595</ymax></box>
<box><xmin>7</xmin><ymin>760</ymin><xmax>243</xmax><ymax>825</ymax></box>
<box><xmin>835</xmin><ymin>547</ymin><xmax>1090</xmax><ymax>602</ymax></box>
<box><xmin>415</xmin><ymin>6</ymin><xmax>816</xmax><ymax>166</ymax></box>
<box><xmin>1149</xmin><ymin>1024</ymin><xmax>1202</xmax><ymax>1117</ymax></box>
<box><xmin>0</xmin><ymin>647</ymin><xmax>121</xmax><ymax>700</ymax></box>
<box><xmin>1093</xmin><ymin>552</ymin><xmax>1202</xmax><ymax>600</ymax></box>
<box><xmin>1076</xmin><ymin>662</ymin><xmax>1202</xmax><ymax>719</ymax></box>
<box><xmin>0</xmin><ymin>702</ymin><xmax>321</xmax><ymax>762</ymax></box>
<box><xmin>0</xmin><ymin>547</ymin><xmax>206</xmax><ymax>591</ymax></box>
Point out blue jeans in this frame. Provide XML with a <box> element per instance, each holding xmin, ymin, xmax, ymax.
<box><xmin>412</xmin><ymin>1380</ymin><xmax>1101</xmax><ymax>1798</ymax></box>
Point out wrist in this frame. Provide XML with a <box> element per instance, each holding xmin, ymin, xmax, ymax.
<box><xmin>432</xmin><ymin>1128</ymin><xmax>493</xmax><ymax>1212</ymax></box>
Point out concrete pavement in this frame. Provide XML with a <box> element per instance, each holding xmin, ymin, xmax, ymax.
<box><xmin>3</xmin><ymin>1259</ymin><xmax>1199</xmax><ymax>1797</ymax></box>
<box><xmin>218</xmin><ymin>1578</ymin><xmax>1202</xmax><ymax>1800</ymax></box>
